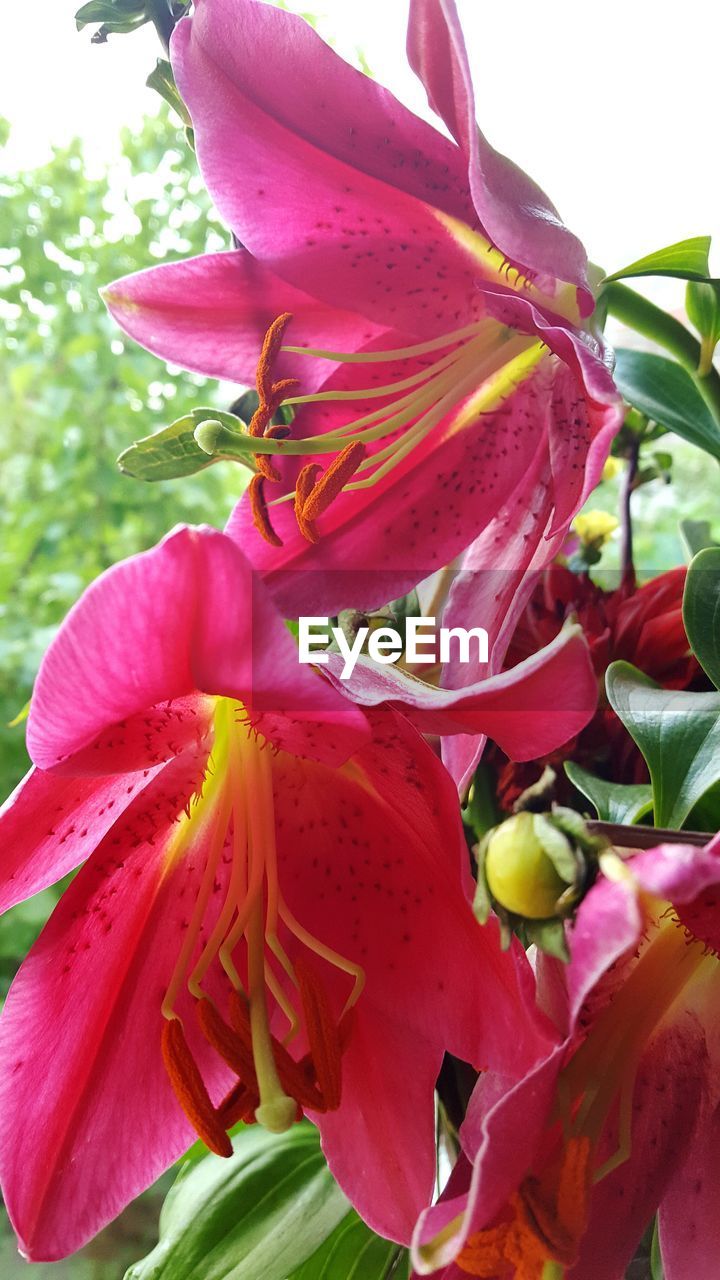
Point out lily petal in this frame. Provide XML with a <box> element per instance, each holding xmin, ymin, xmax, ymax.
<box><xmin>171</xmin><ymin>5</ymin><xmax>490</xmax><ymax>335</ymax></box>
<box><xmin>275</xmin><ymin>706</ymin><xmax>554</xmax><ymax>1240</ymax></box>
<box><xmin>407</xmin><ymin>0</ymin><xmax>592</xmax><ymax>302</ymax></box>
<box><xmin>28</xmin><ymin>525</ymin><xmax>368</xmax><ymax>773</ymax></box>
<box><xmin>324</xmin><ymin>625</ymin><xmax>596</xmax><ymax>760</ymax></box>
<box><xmin>0</xmin><ymin>765</ymin><xmax>160</xmax><ymax>914</ymax></box>
<box><xmin>102</xmin><ymin>249</ymin><xmax>387</xmax><ymax>390</ymax></box>
<box><xmin>570</xmin><ymin>1016</ymin><xmax>711</xmax><ymax>1280</ymax></box>
<box><xmin>660</xmin><ymin>1096</ymin><xmax>720</xmax><ymax>1279</ymax></box>
<box><xmin>0</xmin><ymin>753</ymin><xmax>234</xmax><ymax>1261</ymax></box>
<box><xmin>436</xmin><ymin>422</ymin><xmax>568</xmax><ymax>789</ymax></box>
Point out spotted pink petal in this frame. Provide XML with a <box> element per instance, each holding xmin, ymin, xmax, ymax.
<box><xmin>28</xmin><ymin>525</ymin><xmax>368</xmax><ymax>774</ymax></box>
<box><xmin>102</xmin><ymin>249</ymin><xmax>387</xmax><ymax>390</ymax></box>
<box><xmin>170</xmin><ymin>4</ymin><xmax>486</xmax><ymax>337</ymax></box>
<box><xmin>407</xmin><ymin>0</ymin><xmax>592</xmax><ymax>306</ymax></box>
<box><xmin>276</xmin><ymin>705</ymin><xmax>554</xmax><ymax>1241</ymax></box>
<box><xmin>569</xmin><ymin>1016</ymin><xmax>711</xmax><ymax>1280</ymax></box>
<box><xmin>0</xmin><ymin>765</ymin><xmax>161</xmax><ymax>914</ymax></box>
<box><xmin>659</xmin><ymin>1096</ymin><xmax>720</xmax><ymax>1280</ymax></box>
<box><xmin>0</xmin><ymin>753</ymin><xmax>234</xmax><ymax>1262</ymax></box>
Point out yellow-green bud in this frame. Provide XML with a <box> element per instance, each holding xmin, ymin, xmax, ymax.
<box><xmin>484</xmin><ymin>812</ymin><xmax>567</xmax><ymax>919</ymax></box>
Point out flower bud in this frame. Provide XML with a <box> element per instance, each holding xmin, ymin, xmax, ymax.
<box><xmin>484</xmin><ymin>812</ymin><xmax>567</xmax><ymax>920</ymax></box>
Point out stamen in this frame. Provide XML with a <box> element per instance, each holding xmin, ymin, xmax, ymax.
<box><xmin>161</xmin><ymin>1018</ymin><xmax>232</xmax><ymax>1158</ymax></box>
<box><xmin>295</xmin><ymin>957</ymin><xmax>343</xmax><ymax>1111</ymax></box>
<box><xmin>161</xmin><ymin>765</ymin><xmax>233</xmax><ymax>1020</ymax></box>
<box><xmin>228</xmin><ymin>990</ymin><xmax>324</xmax><ymax>1111</ymax></box>
<box><xmin>294</xmin><ymin>463</ymin><xmax>321</xmax><ymax>543</ymax></box>
<box><xmin>196</xmin><ymin>997</ymin><xmax>258</xmax><ymax>1090</ymax></box>
<box><xmin>248</xmin><ymin>474</ymin><xmax>283</xmax><ymax>547</ymax></box>
<box><xmin>248</xmin><ymin>312</ymin><xmax>300</xmax><ymax>481</ymax></box>
<box><xmin>302</xmin><ymin>442</ymin><xmax>366</xmax><ymax>522</ymax></box>
<box><xmin>278</xmin><ymin>891</ymin><xmax>365</xmax><ymax>1015</ymax></box>
<box><xmin>281</xmin><ymin>320</ymin><xmax>491</xmax><ymax>365</ymax></box>
<box><xmin>219</xmin><ymin>1079</ymin><xmax>259</xmax><ymax>1128</ymax></box>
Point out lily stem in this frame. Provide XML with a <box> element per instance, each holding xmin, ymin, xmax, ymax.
<box><xmin>587</xmin><ymin>821</ymin><xmax>711</xmax><ymax>849</ymax></box>
<box><xmin>146</xmin><ymin>0</ymin><xmax>180</xmax><ymax>52</ymax></box>
<box><xmin>619</xmin><ymin>433</ymin><xmax>640</xmax><ymax>587</ymax></box>
<box><xmin>602</xmin><ymin>281</ymin><xmax>720</xmax><ymax>426</ymax></box>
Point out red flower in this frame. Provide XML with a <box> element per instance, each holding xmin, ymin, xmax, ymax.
<box><xmin>488</xmin><ymin>565</ymin><xmax>703</xmax><ymax>807</ymax></box>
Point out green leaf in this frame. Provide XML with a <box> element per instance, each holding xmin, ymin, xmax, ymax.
<box><xmin>564</xmin><ymin>761</ymin><xmax>652</xmax><ymax>825</ymax></box>
<box><xmin>650</xmin><ymin>1217</ymin><xmax>665</xmax><ymax>1280</ymax></box>
<box><xmin>605</xmin><ymin>236</ymin><xmax>714</xmax><ymax>284</ymax></box>
<box><xmin>605</xmin><ymin>661</ymin><xmax>720</xmax><ymax>828</ymax></box>
<box><xmin>288</xmin><ymin>1211</ymin><xmax>407</xmax><ymax>1280</ymax></box>
<box><xmin>117</xmin><ymin>412</ymin><xmax>228</xmax><ymax>481</ymax></box>
<box><xmin>613</xmin><ymin>349</ymin><xmax>720</xmax><ymax>462</ymax></box>
<box><xmin>523</xmin><ymin>918</ymin><xmax>570</xmax><ymax>963</ymax></box>
<box><xmin>125</xmin><ymin>1124</ymin><xmax>350</xmax><ymax>1280</ymax></box>
<box><xmin>683</xmin><ymin>547</ymin><xmax>720</xmax><ymax>690</ymax></box>
<box><xmin>686</xmin><ymin>281</ymin><xmax>720</xmax><ymax>346</ymax></box>
<box><xmin>146</xmin><ymin>60</ymin><xmax>192</xmax><ymax>127</ymax></box>
<box><xmin>75</xmin><ymin>0</ymin><xmax>147</xmax><ymax>31</ymax></box>
<box><xmin>679</xmin><ymin>519</ymin><xmax>719</xmax><ymax>558</ymax></box>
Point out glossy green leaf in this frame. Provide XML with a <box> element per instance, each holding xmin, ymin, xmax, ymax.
<box><xmin>613</xmin><ymin>349</ymin><xmax>720</xmax><ymax>461</ymax></box>
<box><xmin>605</xmin><ymin>236</ymin><xmax>714</xmax><ymax>284</ymax></box>
<box><xmin>288</xmin><ymin>1210</ymin><xmax>407</xmax><ymax>1280</ymax></box>
<box><xmin>605</xmin><ymin>661</ymin><xmax>720</xmax><ymax>828</ymax></box>
<box><xmin>686</xmin><ymin>281</ymin><xmax>720</xmax><ymax>349</ymax></box>
<box><xmin>564</xmin><ymin>761</ymin><xmax>652</xmax><ymax>825</ymax></box>
<box><xmin>125</xmin><ymin>1124</ymin><xmax>350</xmax><ymax>1280</ymax></box>
<box><xmin>683</xmin><ymin>547</ymin><xmax>720</xmax><ymax>689</ymax></box>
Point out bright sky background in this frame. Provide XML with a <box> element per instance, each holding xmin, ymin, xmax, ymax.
<box><xmin>1</xmin><ymin>0</ymin><xmax>718</xmax><ymax>285</ymax></box>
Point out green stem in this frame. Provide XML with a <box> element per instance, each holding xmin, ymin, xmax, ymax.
<box><xmin>602</xmin><ymin>281</ymin><xmax>720</xmax><ymax>425</ymax></box>
<box><xmin>146</xmin><ymin>0</ymin><xmax>179</xmax><ymax>52</ymax></box>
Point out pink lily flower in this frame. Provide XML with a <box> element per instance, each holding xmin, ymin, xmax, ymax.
<box><xmin>0</xmin><ymin>524</ymin><xmax>570</xmax><ymax>1262</ymax></box>
<box><xmin>102</xmin><ymin>0</ymin><xmax>623</xmax><ymax>617</ymax></box>
<box><xmin>411</xmin><ymin>835</ymin><xmax>720</xmax><ymax>1279</ymax></box>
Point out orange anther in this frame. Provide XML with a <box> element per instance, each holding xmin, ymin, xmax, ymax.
<box><xmin>302</xmin><ymin>441</ymin><xmax>366</xmax><ymax>522</ymax></box>
<box><xmin>248</xmin><ymin>314</ymin><xmax>299</xmax><ymax>481</ymax></box>
<box><xmin>161</xmin><ymin>1018</ymin><xmax>232</xmax><ymax>1158</ymax></box>
<box><xmin>248</xmin><ymin>474</ymin><xmax>283</xmax><ymax>547</ymax></box>
<box><xmin>219</xmin><ymin>1079</ymin><xmax>259</xmax><ymax>1128</ymax></box>
<box><xmin>197</xmin><ymin>997</ymin><xmax>258</xmax><ymax>1090</ymax></box>
<box><xmin>294</xmin><ymin>463</ymin><xmax>321</xmax><ymax>543</ymax></box>
<box><xmin>228</xmin><ymin>989</ymin><xmax>324</xmax><ymax>1112</ymax></box>
<box><xmin>295</xmin><ymin>957</ymin><xmax>344</xmax><ymax>1112</ymax></box>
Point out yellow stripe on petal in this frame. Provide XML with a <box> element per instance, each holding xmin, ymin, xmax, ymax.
<box><xmin>434</xmin><ymin>209</ymin><xmax>582</xmax><ymax>325</ymax></box>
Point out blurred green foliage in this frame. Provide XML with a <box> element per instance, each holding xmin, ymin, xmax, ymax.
<box><xmin>0</xmin><ymin>106</ymin><xmax>241</xmax><ymax>800</ymax></box>
<box><xmin>0</xmin><ymin>108</ymin><xmax>242</xmax><ymax>1278</ymax></box>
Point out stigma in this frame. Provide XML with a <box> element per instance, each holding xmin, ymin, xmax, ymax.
<box><xmin>159</xmin><ymin>699</ymin><xmax>364</xmax><ymax>1154</ymax></box>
